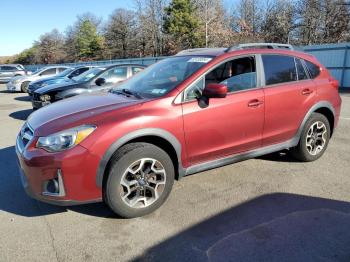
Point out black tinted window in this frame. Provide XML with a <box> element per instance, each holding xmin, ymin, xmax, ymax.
<box><xmin>296</xmin><ymin>58</ymin><xmax>308</xmax><ymax>80</ymax></box>
<box><xmin>305</xmin><ymin>61</ymin><xmax>320</xmax><ymax>78</ymax></box>
<box><xmin>71</xmin><ymin>67</ymin><xmax>89</xmax><ymax>77</ymax></box>
<box><xmin>262</xmin><ymin>55</ymin><xmax>297</xmax><ymax>85</ymax></box>
<box><xmin>1</xmin><ymin>66</ymin><xmax>16</xmax><ymax>71</ymax></box>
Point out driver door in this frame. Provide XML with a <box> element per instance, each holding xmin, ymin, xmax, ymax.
<box><xmin>181</xmin><ymin>56</ymin><xmax>265</xmax><ymax>165</ymax></box>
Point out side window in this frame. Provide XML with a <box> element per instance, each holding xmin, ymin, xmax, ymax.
<box><xmin>305</xmin><ymin>60</ymin><xmax>320</xmax><ymax>78</ymax></box>
<box><xmin>132</xmin><ymin>67</ymin><xmax>144</xmax><ymax>75</ymax></box>
<box><xmin>295</xmin><ymin>58</ymin><xmax>308</xmax><ymax>80</ymax></box>
<box><xmin>41</xmin><ymin>68</ymin><xmax>56</xmax><ymax>76</ymax></box>
<box><xmin>184</xmin><ymin>77</ymin><xmax>205</xmax><ymax>101</ymax></box>
<box><xmin>262</xmin><ymin>55</ymin><xmax>297</xmax><ymax>85</ymax></box>
<box><xmin>72</xmin><ymin>67</ymin><xmax>89</xmax><ymax>77</ymax></box>
<box><xmin>184</xmin><ymin>56</ymin><xmax>257</xmax><ymax>101</ymax></box>
<box><xmin>1</xmin><ymin>66</ymin><xmax>16</xmax><ymax>71</ymax></box>
<box><xmin>58</xmin><ymin>67</ymin><xmax>67</xmax><ymax>73</ymax></box>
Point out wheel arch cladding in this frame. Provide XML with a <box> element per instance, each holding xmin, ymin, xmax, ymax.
<box><xmin>314</xmin><ymin>107</ymin><xmax>334</xmax><ymax>137</ymax></box>
<box><xmin>96</xmin><ymin>128</ymin><xmax>184</xmax><ymax>188</ymax></box>
<box><xmin>296</xmin><ymin>101</ymin><xmax>336</xmax><ymax>143</ymax></box>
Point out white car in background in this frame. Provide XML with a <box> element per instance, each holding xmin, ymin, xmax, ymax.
<box><xmin>6</xmin><ymin>66</ymin><xmax>71</xmax><ymax>92</ymax></box>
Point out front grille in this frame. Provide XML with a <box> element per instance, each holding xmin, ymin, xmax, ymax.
<box><xmin>33</xmin><ymin>93</ymin><xmax>40</xmax><ymax>101</ymax></box>
<box><xmin>17</xmin><ymin>123</ymin><xmax>34</xmax><ymax>153</ymax></box>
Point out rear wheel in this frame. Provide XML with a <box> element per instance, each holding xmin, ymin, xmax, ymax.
<box><xmin>104</xmin><ymin>143</ymin><xmax>174</xmax><ymax>218</ymax></box>
<box><xmin>291</xmin><ymin>113</ymin><xmax>330</xmax><ymax>162</ymax></box>
<box><xmin>21</xmin><ymin>81</ymin><xmax>30</xmax><ymax>93</ymax></box>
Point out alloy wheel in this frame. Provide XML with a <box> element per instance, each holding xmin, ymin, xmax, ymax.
<box><xmin>305</xmin><ymin>121</ymin><xmax>327</xmax><ymax>156</ymax></box>
<box><xmin>119</xmin><ymin>158</ymin><xmax>166</xmax><ymax>208</ymax></box>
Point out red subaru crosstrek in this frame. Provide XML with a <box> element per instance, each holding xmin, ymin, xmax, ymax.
<box><xmin>16</xmin><ymin>43</ymin><xmax>342</xmax><ymax>218</ymax></box>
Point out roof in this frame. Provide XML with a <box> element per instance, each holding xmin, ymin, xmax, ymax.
<box><xmin>176</xmin><ymin>43</ymin><xmax>296</xmax><ymax>57</ymax></box>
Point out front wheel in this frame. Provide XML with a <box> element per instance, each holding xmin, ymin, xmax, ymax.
<box><xmin>291</xmin><ymin>113</ymin><xmax>330</xmax><ymax>162</ymax></box>
<box><xmin>21</xmin><ymin>81</ymin><xmax>30</xmax><ymax>93</ymax></box>
<box><xmin>104</xmin><ymin>143</ymin><xmax>174</xmax><ymax>218</ymax></box>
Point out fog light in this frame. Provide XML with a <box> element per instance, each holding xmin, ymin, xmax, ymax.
<box><xmin>46</xmin><ymin>179</ymin><xmax>59</xmax><ymax>194</ymax></box>
<box><xmin>40</xmin><ymin>94</ymin><xmax>51</xmax><ymax>102</ymax></box>
<box><xmin>42</xmin><ymin>169</ymin><xmax>66</xmax><ymax>197</ymax></box>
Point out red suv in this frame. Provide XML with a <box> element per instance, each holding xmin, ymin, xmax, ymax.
<box><xmin>16</xmin><ymin>44</ymin><xmax>342</xmax><ymax>218</ymax></box>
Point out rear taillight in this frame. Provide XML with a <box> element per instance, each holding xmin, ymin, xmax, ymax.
<box><xmin>329</xmin><ymin>77</ymin><xmax>339</xmax><ymax>89</ymax></box>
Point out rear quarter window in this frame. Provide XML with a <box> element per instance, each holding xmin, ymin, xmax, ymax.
<box><xmin>305</xmin><ymin>60</ymin><xmax>320</xmax><ymax>78</ymax></box>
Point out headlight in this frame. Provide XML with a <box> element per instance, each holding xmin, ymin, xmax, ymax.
<box><xmin>40</xmin><ymin>94</ymin><xmax>51</xmax><ymax>101</ymax></box>
<box><xmin>36</xmin><ymin>125</ymin><xmax>96</xmax><ymax>152</ymax></box>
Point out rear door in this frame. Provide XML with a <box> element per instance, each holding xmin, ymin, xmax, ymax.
<box><xmin>262</xmin><ymin>54</ymin><xmax>316</xmax><ymax>146</ymax></box>
<box><xmin>181</xmin><ymin>56</ymin><xmax>265</xmax><ymax>164</ymax></box>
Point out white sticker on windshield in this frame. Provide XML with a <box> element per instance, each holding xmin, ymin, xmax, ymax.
<box><xmin>188</xmin><ymin>57</ymin><xmax>212</xmax><ymax>63</ymax></box>
<box><xmin>151</xmin><ymin>89</ymin><xmax>167</xmax><ymax>94</ymax></box>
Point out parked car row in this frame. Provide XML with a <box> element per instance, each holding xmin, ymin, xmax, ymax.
<box><xmin>4</xmin><ymin>63</ymin><xmax>146</xmax><ymax>109</ymax></box>
<box><xmin>0</xmin><ymin>64</ymin><xmax>29</xmax><ymax>82</ymax></box>
<box><xmin>14</xmin><ymin>43</ymin><xmax>342</xmax><ymax>218</ymax></box>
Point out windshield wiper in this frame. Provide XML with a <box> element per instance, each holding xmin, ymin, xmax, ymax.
<box><xmin>111</xmin><ymin>89</ymin><xmax>142</xmax><ymax>99</ymax></box>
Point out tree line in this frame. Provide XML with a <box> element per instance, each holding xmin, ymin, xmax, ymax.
<box><xmin>9</xmin><ymin>0</ymin><xmax>350</xmax><ymax>65</ymax></box>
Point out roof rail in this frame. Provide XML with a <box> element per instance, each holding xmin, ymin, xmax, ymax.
<box><xmin>226</xmin><ymin>43</ymin><xmax>294</xmax><ymax>52</ymax></box>
<box><xmin>176</xmin><ymin>48</ymin><xmax>225</xmax><ymax>55</ymax></box>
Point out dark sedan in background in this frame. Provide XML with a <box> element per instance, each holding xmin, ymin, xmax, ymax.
<box><xmin>32</xmin><ymin>64</ymin><xmax>145</xmax><ymax>109</ymax></box>
<box><xmin>27</xmin><ymin>66</ymin><xmax>93</xmax><ymax>95</ymax></box>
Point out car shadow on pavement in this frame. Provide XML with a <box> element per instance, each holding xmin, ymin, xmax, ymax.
<box><xmin>135</xmin><ymin>193</ymin><xmax>350</xmax><ymax>262</ymax></box>
<box><xmin>9</xmin><ymin>109</ymin><xmax>33</xmax><ymax>120</ymax></box>
<box><xmin>14</xmin><ymin>95</ymin><xmax>31</xmax><ymax>102</ymax></box>
<box><xmin>257</xmin><ymin>150</ymin><xmax>300</xmax><ymax>163</ymax></box>
<box><xmin>0</xmin><ymin>146</ymin><xmax>114</xmax><ymax>218</ymax></box>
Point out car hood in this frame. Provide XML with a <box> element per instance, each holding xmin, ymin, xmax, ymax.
<box><xmin>28</xmin><ymin>92</ymin><xmax>145</xmax><ymax>136</ymax></box>
<box><xmin>32</xmin><ymin>76</ymin><xmax>65</xmax><ymax>85</ymax></box>
<box><xmin>35</xmin><ymin>81</ymin><xmax>83</xmax><ymax>94</ymax></box>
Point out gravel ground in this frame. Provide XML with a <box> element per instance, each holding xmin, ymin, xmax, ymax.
<box><xmin>0</xmin><ymin>83</ymin><xmax>350</xmax><ymax>262</ymax></box>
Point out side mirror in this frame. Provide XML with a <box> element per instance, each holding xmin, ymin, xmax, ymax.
<box><xmin>95</xmin><ymin>78</ymin><xmax>106</xmax><ymax>86</ymax></box>
<box><xmin>202</xmin><ymin>83</ymin><xmax>227</xmax><ymax>98</ymax></box>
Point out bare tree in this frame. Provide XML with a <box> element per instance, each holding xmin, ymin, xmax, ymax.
<box><xmin>193</xmin><ymin>0</ymin><xmax>233</xmax><ymax>47</ymax></box>
<box><xmin>104</xmin><ymin>9</ymin><xmax>138</xmax><ymax>58</ymax></box>
<box><xmin>261</xmin><ymin>0</ymin><xmax>296</xmax><ymax>43</ymax></box>
<box><xmin>34</xmin><ymin>29</ymin><xmax>66</xmax><ymax>64</ymax></box>
<box><xmin>134</xmin><ymin>0</ymin><xmax>169</xmax><ymax>56</ymax></box>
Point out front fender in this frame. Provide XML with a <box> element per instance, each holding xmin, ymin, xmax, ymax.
<box><xmin>57</xmin><ymin>88</ymin><xmax>88</xmax><ymax>99</ymax></box>
<box><xmin>95</xmin><ymin>128</ymin><xmax>184</xmax><ymax>188</ymax></box>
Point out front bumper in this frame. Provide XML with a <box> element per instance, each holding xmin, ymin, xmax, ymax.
<box><xmin>32</xmin><ymin>99</ymin><xmax>50</xmax><ymax>109</ymax></box>
<box><xmin>16</xmin><ymin>133</ymin><xmax>102</xmax><ymax>206</ymax></box>
<box><xmin>6</xmin><ymin>82</ymin><xmax>21</xmax><ymax>91</ymax></box>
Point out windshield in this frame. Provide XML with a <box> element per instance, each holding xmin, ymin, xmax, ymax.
<box><xmin>72</xmin><ymin>67</ymin><xmax>104</xmax><ymax>82</ymax></box>
<box><xmin>56</xmin><ymin>68</ymin><xmax>74</xmax><ymax>77</ymax></box>
<box><xmin>110</xmin><ymin>56</ymin><xmax>212</xmax><ymax>98</ymax></box>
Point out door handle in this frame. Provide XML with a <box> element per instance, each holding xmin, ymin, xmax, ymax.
<box><xmin>302</xmin><ymin>88</ymin><xmax>313</xmax><ymax>95</ymax></box>
<box><xmin>248</xmin><ymin>99</ymin><xmax>263</xmax><ymax>107</ymax></box>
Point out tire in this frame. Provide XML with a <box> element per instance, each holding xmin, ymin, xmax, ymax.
<box><xmin>104</xmin><ymin>142</ymin><xmax>175</xmax><ymax>218</ymax></box>
<box><xmin>21</xmin><ymin>81</ymin><xmax>30</xmax><ymax>93</ymax></box>
<box><xmin>291</xmin><ymin>113</ymin><xmax>330</xmax><ymax>162</ymax></box>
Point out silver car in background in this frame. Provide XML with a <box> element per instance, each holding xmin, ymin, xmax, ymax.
<box><xmin>6</xmin><ymin>65</ymin><xmax>70</xmax><ymax>92</ymax></box>
<box><xmin>0</xmin><ymin>64</ymin><xmax>28</xmax><ymax>83</ymax></box>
